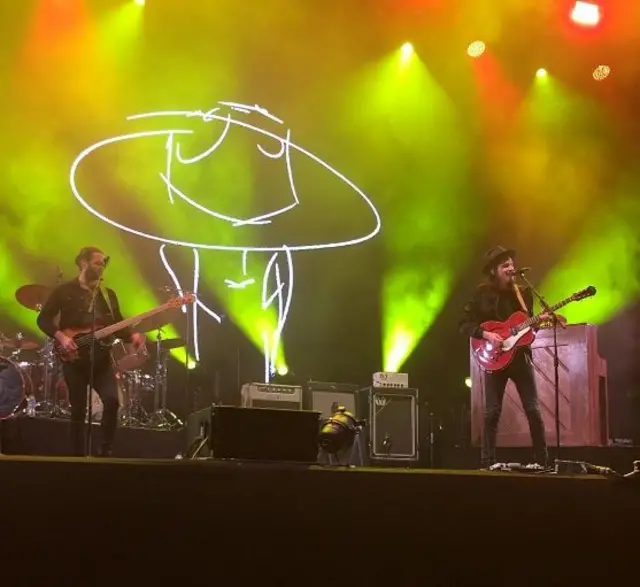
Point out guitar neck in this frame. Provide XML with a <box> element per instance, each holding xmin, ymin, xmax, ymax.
<box><xmin>519</xmin><ymin>297</ymin><xmax>572</xmax><ymax>331</ymax></box>
<box><xmin>94</xmin><ymin>303</ymin><xmax>169</xmax><ymax>340</ymax></box>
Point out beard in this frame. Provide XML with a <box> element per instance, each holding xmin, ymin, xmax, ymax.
<box><xmin>85</xmin><ymin>266</ymin><xmax>101</xmax><ymax>282</ymax></box>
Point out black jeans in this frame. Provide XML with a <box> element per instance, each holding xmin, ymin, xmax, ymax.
<box><xmin>63</xmin><ymin>356</ymin><xmax>119</xmax><ymax>456</ymax></box>
<box><xmin>482</xmin><ymin>352</ymin><xmax>548</xmax><ymax>467</ymax></box>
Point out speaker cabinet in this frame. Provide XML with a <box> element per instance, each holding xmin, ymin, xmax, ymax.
<box><xmin>367</xmin><ymin>387</ymin><xmax>419</xmax><ymax>461</ymax></box>
<box><xmin>211</xmin><ymin>405</ymin><xmax>321</xmax><ymax>463</ymax></box>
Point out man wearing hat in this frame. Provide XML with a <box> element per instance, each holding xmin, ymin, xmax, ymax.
<box><xmin>459</xmin><ymin>246</ymin><xmax>548</xmax><ymax>468</ymax></box>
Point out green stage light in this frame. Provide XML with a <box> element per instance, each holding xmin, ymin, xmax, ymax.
<box><xmin>340</xmin><ymin>47</ymin><xmax>474</xmax><ymax>372</ymax></box>
<box><xmin>400</xmin><ymin>42</ymin><xmax>414</xmax><ymax>65</ymax></box>
<box><xmin>540</xmin><ymin>173</ymin><xmax>640</xmax><ymax>324</ymax></box>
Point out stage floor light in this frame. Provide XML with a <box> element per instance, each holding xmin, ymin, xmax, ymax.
<box><xmin>536</xmin><ymin>68</ymin><xmax>548</xmax><ymax>78</ymax></box>
<box><xmin>571</xmin><ymin>2</ymin><xmax>601</xmax><ymax>26</ymax></box>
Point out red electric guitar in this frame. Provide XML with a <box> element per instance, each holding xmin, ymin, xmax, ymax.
<box><xmin>471</xmin><ymin>286</ymin><xmax>596</xmax><ymax>372</ymax></box>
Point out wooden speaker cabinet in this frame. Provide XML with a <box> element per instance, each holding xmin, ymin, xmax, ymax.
<box><xmin>470</xmin><ymin>324</ymin><xmax>608</xmax><ymax>447</ymax></box>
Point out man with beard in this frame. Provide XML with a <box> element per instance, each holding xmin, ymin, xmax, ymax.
<box><xmin>37</xmin><ymin>247</ymin><xmax>145</xmax><ymax>456</ymax></box>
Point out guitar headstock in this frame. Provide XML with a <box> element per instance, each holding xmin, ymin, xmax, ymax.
<box><xmin>167</xmin><ymin>292</ymin><xmax>196</xmax><ymax>308</ymax></box>
<box><xmin>572</xmin><ymin>286</ymin><xmax>597</xmax><ymax>302</ymax></box>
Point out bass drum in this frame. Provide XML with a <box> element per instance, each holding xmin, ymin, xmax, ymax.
<box><xmin>0</xmin><ymin>356</ymin><xmax>32</xmax><ymax>420</ymax></box>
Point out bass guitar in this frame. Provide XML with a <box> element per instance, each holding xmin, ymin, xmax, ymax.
<box><xmin>471</xmin><ymin>286</ymin><xmax>596</xmax><ymax>372</ymax></box>
<box><xmin>54</xmin><ymin>294</ymin><xmax>194</xmax><ymax>364</ymax></box>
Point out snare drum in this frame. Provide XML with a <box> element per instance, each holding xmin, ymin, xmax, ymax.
<box><xmin>0</xmin><ymin>356</ymin><xmax>33</xmax><ymax>419</ymax></box>
<box><xmin>111</xmin><ymin>340</ymin><xmax>149</xmax><ymax>372</ymax></box>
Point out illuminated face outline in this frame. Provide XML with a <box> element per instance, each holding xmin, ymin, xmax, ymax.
<box><xmin>69</xmin><ymin>101</ymin><xmax>382</xmax><ymax>380</ymax></box>
<box><xmin>70</xmin><ymin>101</ymin><xmax>382</xmax><ymax>251</ymax></box>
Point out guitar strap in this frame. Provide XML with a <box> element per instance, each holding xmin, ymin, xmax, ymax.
<box><xmin>100</xmin><ymin>284</ymin><xmax>114</xmax><ymax>318</ymax></box>
<box><xmin>512</xmin><ymin>282</ymin><xmax>529</xmax><ymax>314</ymax></box>
<box><xmin>88</xmin><ymin>282</ymin><xmax>114</xmax><ymax>318</ymax></box>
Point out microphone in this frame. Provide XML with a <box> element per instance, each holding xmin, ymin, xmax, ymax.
<box><xmin>515</xmin><ymin>267</ymin><xmax>531</xmax><ymax>276</ymax></box>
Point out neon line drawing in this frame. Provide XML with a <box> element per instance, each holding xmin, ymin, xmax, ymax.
<box><xmin>70</xmin><ymin>101</ymin><xmax>381</xmax><ymax>381</ymax></box>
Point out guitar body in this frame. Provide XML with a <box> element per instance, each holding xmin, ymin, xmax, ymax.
<box><xmin>55</xmin><ymin>326</ymin><xmax>112</xmax><ymax>363</ymax></box>
<box><xmin>471</xmin><ymin>311</ymin><xmax>535</xmax><ymax>372</ymax></box>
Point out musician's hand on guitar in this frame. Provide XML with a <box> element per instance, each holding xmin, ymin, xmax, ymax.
<box><xmin>130</xmin><ymin>332</ymin><xmax>146</xmax><ymax>348</ymax></box>
<box><xmin>482</xmin><ymin>331</ymin><xmax>503</xmax><ymax>345</ymax></box>
<box><xmin>55</xmin><ymin>332</ymin><xmax>77</xmax><ymax>353</ymax></box>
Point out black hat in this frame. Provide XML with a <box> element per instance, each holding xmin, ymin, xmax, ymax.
<box><xmin>482</xmin><ymin>245</ymin><xmax>516</xmax><ymax>275</ymax></box>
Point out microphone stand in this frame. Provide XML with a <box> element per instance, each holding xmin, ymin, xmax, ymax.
<box><xmin>517</xmin><ymin>271</ymin><xmax>565</xmax><ymax>462</ymax></box>
<box><xmin>86</xmin><ymin>261</ymin><xmax>108</xmax><ymax>457</ymax></box>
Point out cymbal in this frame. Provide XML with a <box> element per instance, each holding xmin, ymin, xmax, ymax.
<box><xmin>15</xmin><ymin>284</ymin><xmax>52</xmax><ymax>311</ymax></box>
<box><xmin>0</xmin><ymin>337</ymin><xmax>40</xmax><ymax>351</ymax></box>
<box><xmin>134</xmin><ymin>308</ymin><xmax>181</xmax><ymax>334</ymax></box>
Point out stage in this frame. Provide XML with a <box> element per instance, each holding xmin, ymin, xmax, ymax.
<box><xmin>2</xmin><ymin>453</ymin><xmax>639</xmax><ymax>585</ymax></box>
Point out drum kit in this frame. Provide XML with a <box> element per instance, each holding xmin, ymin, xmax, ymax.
<box><xmin>0</xmin><ymin>283</ymin><xmax>184</xmax><ymax>429</ymax></box>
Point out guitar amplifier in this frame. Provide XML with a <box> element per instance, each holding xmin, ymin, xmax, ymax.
<box><xmin>372</xmin><ymin>372</ymin><xmax>409</xmax><ymax>389</ymax></box>
<box><xmin>305</xmin><ymin>381</ymin><xmax>365</xmax><ymax>420</ymax></box>
<box><xmin>240</xmin><ymin>382</ymin><xmax>303</xmax><ymax>411</ymax></box>
<box><xmin>367</xmin><ymin>387</ymin><xmax>419</xmax><ymax>461</ymax></box>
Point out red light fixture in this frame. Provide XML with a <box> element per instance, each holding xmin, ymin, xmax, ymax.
<box><xmin>571</xmin><ymin>2</ymin><xmax>601</xmax><ymax>27</ymax></box>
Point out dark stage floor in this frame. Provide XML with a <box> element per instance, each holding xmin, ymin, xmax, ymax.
<box><xmin>2</xmin><ymin>454</ymin><xmax>639</xmax><ymax>586</ymax></box>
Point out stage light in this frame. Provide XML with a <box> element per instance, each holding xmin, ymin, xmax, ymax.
<box><xmin>318</xmin><ymin>406</ymin><xmax>363</xmax><ymax>454</ymax></box>
<box><xmin>187</xmin><ymin>360</ymin><xmax>197</xmax><ymax>370</ymax></box>
<box><xmin>536</xmin><ymin>68</ymin><xmax>548</xmax><ymax>78</ymax></box>
<box><xmin>592</xmin><ymin>64</ymin><xmax>611</xmax><ymax>81</ymax></box>
<box><xmin>467</xmin><ymin>41</ymin><xmax>485</xmax><ymax>58</ymax></box>
<box><xmin>400</xmin><ymin>42</ymin><xmax>414</xmax><ymax>64</ymax></box>
<box><xmin>135</xmin><ymin>0</ymin><xmax>145</xmax><ymax>6</ymax></box>
<box><xmin>276</xmin><ymin>365</ymin><xmax>289</xmax><ymax>376</ymax></box>
<box><xmin>571</xmin><ymin>2</ymin><xmax>601</xmax><ymax>26</ymax></box>
<box><xmin>465</xmin><ymin>377</ymin><xmax>472</xmax><ymax>388</ymax></box>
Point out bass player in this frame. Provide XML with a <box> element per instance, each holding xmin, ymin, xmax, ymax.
<box><xmin>459</xmin><ymin>246</ymin><xmax>549</xmax><ymax>469</ymax></box>
<box><xmin>37</xmin><ymin>247</ymin><xmax>145</xmax><ymax>457</ymax></box>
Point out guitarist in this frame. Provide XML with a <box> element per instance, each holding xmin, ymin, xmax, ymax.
<box><xmin>36</xmin><ymin>247</ymin><xmax>146</xmax><ymax>457</ymax></box>
<box><xmin>459</xmin><ymin>246</ymin><xmax>549</xmax><ymax>469</ymax></box>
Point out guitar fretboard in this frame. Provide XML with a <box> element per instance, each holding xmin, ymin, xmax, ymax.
<box><xmin>516</xmin><ymin>297</ymin><xmax>573</xmax><ymax>333</ymax></box>
<box><xmin>95</xmin><ymin>302</ymin><xmax>174</xmax><ymax>340</ymax></box>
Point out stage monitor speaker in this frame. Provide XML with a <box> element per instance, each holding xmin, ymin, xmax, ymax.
<box><xmin>211</xmin><ymin>405</ymin><xmax>321</xmax><ymax>463</ymax></box>
<box><xmin>367</xmin><ymin>387</ymin><xmax>419</xmax><ymax>461</ymax></box>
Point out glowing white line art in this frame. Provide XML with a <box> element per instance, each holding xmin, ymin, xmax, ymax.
<box><xmin>159</xmin><ymin>245</ymin><xmax>221</xmax><ymax>363</ymax></box>
<box><xmin>225</xmin><ymin>278</ymin><xmax>256</xmax><ymax>289</ymax></box>
<box><xmin>70</xmin><ymin>101</ymin><xmax>380</xmax><ymax>381</ymax></box>
<box><xmin>159</xmin><ymin>244</ymin><xmax>186</xmax><ymax>310</ymax></box>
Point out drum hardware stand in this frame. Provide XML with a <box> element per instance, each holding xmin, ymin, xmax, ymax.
<box><xmin>119</xmin><ymin>371</ymin><xmax>151</xmax><ymax>428</ymax></box>
<box><xmin>37</xmin><ymin>337</ymin><xmax>59</xmax><ymax>417</ymax></box>
<box><xmin>148</xmin><ymin>328</ymin><xmax>183</xmax><ymax>430</ymax></box>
